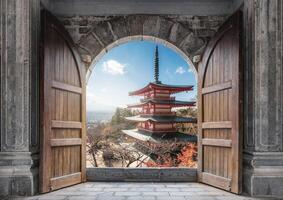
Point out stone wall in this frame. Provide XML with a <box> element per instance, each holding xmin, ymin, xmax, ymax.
<box><xmin>243</xmin><ymin>0</ymin><xmax>283</xmax><ymax>197</ymax></box>
<box><xmin>87</xmin><ymin>168</ymin><xmax>197</xmax><ymax>182</ymax></box>
<box><xmin>0</xmin><ymin>0</ymin><xmax>40</xmax><ymax>196</ymax></box>
<box><xmin>48</xmin><ymin>0</ymin><xmax>240</xmax><ymax>16</ymax></box>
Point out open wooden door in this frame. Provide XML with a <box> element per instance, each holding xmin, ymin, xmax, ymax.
<box><xmin>39</xmin><ymin>11</ymin><xmax>86</xmax><ymax>193</ymax></box>
<box><xmin>197</xmin><ymin>12</ymin><xmax>242</xmax><ymax>194</ymax></box>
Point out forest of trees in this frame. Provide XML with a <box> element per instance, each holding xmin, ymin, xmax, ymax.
<box><xmin>87</xmin><ymin>107</ymin><xmax>197</xmax><ymax>168</ymax></box>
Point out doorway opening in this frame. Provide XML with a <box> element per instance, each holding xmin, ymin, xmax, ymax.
<box><xmin>86</xmin><ymin>39</ymin><xmax>198</xmax><ymax>169</ymax></box>
<box><xmin>40</xmin><ymin>10</ymin><xmax>242</xmax><ymax>194</ymax></box>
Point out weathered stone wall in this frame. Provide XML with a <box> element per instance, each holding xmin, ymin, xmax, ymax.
<box><xmin>0</xmin><ymin>0</ymin><xmax>40</xmax><ymax>196</ymax></box>
<box><xmin>87</xmin><ymin>168</ymin><xmax>197</xmax><ymax>182</ymax></box>
<box><xmin>58</xmin><ymin>14</ymin><xmax>227</xmax><ymax>77</ymax></box>
<box><xmin>243</xmin><ymin>0</ymin><xmax>283</xmax><ymax>197</ymax></box>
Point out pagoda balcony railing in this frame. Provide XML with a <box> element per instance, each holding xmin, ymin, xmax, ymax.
<box><xmin>138</xmin><ymin>127</ymin><xmax>176</xmax><ymax>133</ymax></box>
<box><xmin>141</xmin><ymin>111</ymin><xmax>176</xmax><ymax>115</ymax></box>
<box><xmin>143</xmin><ymin>96</ymin><xmax>175</xmax><ymax>101</ymax></box>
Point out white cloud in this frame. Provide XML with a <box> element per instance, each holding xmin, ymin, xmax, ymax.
<box><xmin>103</xmin><ymin>59</ymin><xmax>126</xmax><ymax>75</ymax></box>
<box><xmin>100</xmin><ymin>88</ymin><xmax>108</xmax><ymax>93</ymax></box>
<box><xmin>175</xmin><ymin>66</ymin><xmax>186</xmax><ymax>74</ymax></box>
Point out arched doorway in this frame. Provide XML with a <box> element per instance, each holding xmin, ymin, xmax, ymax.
<box><xmin>40</xmin><ymin>10</ymin><xmax>242</xmax><ymax>194</ymax></box>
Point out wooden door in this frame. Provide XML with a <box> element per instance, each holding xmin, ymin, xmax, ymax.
<box><xmin>197</xmin><ymin>12</ymin><xmax>242</xmax><ymax>194</ymax></box>
<box><xmin>40</xmin><ymin>11</ymin><xmax>86</xmax><ymax>193</ymax></box>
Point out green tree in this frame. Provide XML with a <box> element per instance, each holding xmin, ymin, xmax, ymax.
<box><xmin>176</xmin><ymin>107</ymin><xmax>197</xmax><ymax>118</ymax></box>
<box><xmin>111</xmin><ymin>107</ymin><xmax>122</xmax><ymax>125</ymax></box>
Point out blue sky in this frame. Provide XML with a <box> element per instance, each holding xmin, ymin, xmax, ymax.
<box><xmin>87</xmin><ymin>41</ymin><xmax>197</xmax><ymax>112</ymax></box>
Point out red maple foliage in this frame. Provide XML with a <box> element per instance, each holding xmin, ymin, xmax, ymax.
<box><xmin>145</xmin><ymin>154</ymin><xmax>177</xmax><ymax>167</ymax></box>
<box><xmin>145</xmin><ymin>143</ymin><xmax>197</xmax><ymax>167</ymax></box>
<box><xmin>177</xmin><ymin>143</ymin><xmax>197</xmax><ymax>167</ymax></box>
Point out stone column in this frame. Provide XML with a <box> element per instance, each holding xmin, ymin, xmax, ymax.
<box><xmin>0</xmin><ymin>0</ymin><xmax>40</xmax><ymax>196</ymax></box>
<box><xmin>243</xmin><ymin>0</ymin><xmax>283</xmax><ymax>197</ymax></box>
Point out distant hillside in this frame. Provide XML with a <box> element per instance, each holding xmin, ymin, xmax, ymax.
<box><xmin>87</xmin><ymin>111</ymin><xmax>115</xmax><ymax>123</ymax></box>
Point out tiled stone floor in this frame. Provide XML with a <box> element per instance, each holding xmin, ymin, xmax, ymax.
<box><xmin>9</xmin><ymin>182</ymin><xmax>277</xmax><ymax>200</ymax></box>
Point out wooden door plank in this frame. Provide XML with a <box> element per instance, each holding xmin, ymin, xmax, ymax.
<box><xmin>202</xmin><ymin>121</ymin><xmax>232</xmax><ymax>129</ymax></box>
<box><xmin>50</xmin><ymin>172</ymin><xmax>81</xmax><ymax>191</ymax></box>
<box><xmin>81</xmin><ymin>68</ymin><xmax>87</xmax><ymax>182</ymax></box>
<box><xmin>52</xmin><ymin>80</ymin><xmax>82</xmax><ymax>94</ymax></box>
<box><xmin>51</xmin><ymin>138</ymin><xmax>82</xmax><ymax>147</ymax></box>
<box><xmin>39</xmin><ymin>11</ymin><xmax>53</xmax><ymax>193</ymax></box>
<box><xmin>202</xmin><ymin>81</ymin><xmax>231</xmax><ymax>94</ymax></box>
<box><xmin>51</xmin><ymin>120</ymin><xmax>82</xmax><ymax>129</ymax></box>
<box><xmin>202</xmin><ymin>139</ymin><xmax>232</xmax><ymax>147</ymax></box>
<box><xmin>230</xmin><ymin>12</ymin><xmax>242</xmax><ymax>194</ymax></box>
<box><xmin>202</xmin><ymin>172</ymin><xmax>231</xmax><ymax>191</ymax></box>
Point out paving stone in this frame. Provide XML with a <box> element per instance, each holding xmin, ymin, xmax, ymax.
<box><xmin>88</xmin><ymin>183</ymin><xmax>117</xmax><ymax>187</ymax></box>
<box><xmin>143</xmin><ymin>192</ymin><xmax>170</xmax><ymax>196</ymax></box>
<box><xmin>78</xmin><ymin>187</ymin><xmax>104</xmax><ymax>192</ymax></box>
<box><xmin>67</xmin><ymin>197</ymin><xmax>97</xmax><ymax>200</ymax></box>
<box><xmin>115</xmin><ymin>192</ymin><xmax>141</xmax><ymax>196</ymax></box>
<box><xmin>180</xmin><ymin>188</ymin><xmax>205</xmax><ymax>192</ymax></box>
<box><xmin>52</xmin><ymin>191</ymin><xmax>106</xmax><ymax>196</ymax></box>
<box><xmin>100</xmin><ymin>198</ymin><xmax>126</xmax><ymax>200</ymax></box>
<box><xmin>129</xmin><ymin>188</ymin><xmax>155</xmax><ymax>192</ymax></box>
<box><xmin>17</xmin><ymin>198</ymin><xmax>38</xmax><ymax>200</ymax></box>
<box><xmin>185</xmin><ymin>196</ymin><xmax>217</xmax><ymax>200</ymax></box>
<box><xmin>127</xmin><ymin>196</ymin><xmax>155</xmax><ymax>200</ymax></box>
<box><xmin>103</xmin><ymin>188</ymin><xmax>129</xmax><ymax>192</ymax></box>
<box><xmin>118</xmin><ymin>183</ymin><xmax>159</xmax><ymax>188</ymax></box>
<box><xmin>143</xmin><ymin>184</ymin><xmax>166</xmax><ymax>188</ymax></box>
<box><xmin>155</xmin><ymin>188</ymin><xmax>181</xmax><ymax>192</ymax></box>
<box><xmin>215</xmin><ymin>196</ymin><xmax>264</xmax><ymax>200</ymax></box>
<box><xmin>96</xmin><ymin>195</ymin><xmax>126</xmax><ymax>200</ymax></box>
<box><xmin>157</xmin><ymin>196</ymin><xmax>186</xmax><ymax>200</ymax></box>
<box><xmin>166</xmin><ymin>184</ymin><xmax>193</xmax><ymax>188</ymax></box>
<box><xmin>37</xmin><ymin>196</ymin><xmax>67</xmax><ymax>200</ymax></box>
<box><xmin>169</xmin><ymin>192</ymin><xmax>197</xmax><ymax>196</ymax></box>
<box><xmin>98</xmin><ymin>197</ymin><xmax>126</xmax><ymax>200</ymax></box>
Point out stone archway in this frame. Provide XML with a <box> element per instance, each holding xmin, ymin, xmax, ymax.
<box><xmin>59</xmin><ymin>15</ymin><xmax>227</xmax><ymax>75</ymax></box>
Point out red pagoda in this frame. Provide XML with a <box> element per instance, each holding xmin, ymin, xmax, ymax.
<box><xmin>123</xmin><ymin>46</ymin><xmax>197</xmax><ymax>143</ymax></box>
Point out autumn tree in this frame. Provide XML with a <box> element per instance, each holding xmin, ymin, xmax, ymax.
<box><xmin>87</xmin><ymin>108</ymin><xmax>144</xmax><ymax>167</ymax></box>
<box><xmin>143</xmin><ymin>141</ymin><xmax>197</xmax><ymax>168</ymax></box>
<box><xmin>103</xmin><ymin>144</ymin><xmax>148</xmax><ymax>167</ymax></box>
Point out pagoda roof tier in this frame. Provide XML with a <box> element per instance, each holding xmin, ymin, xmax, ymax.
<box><xmin>127</xmin><ymin>99</ymin><xmax>196</xmax><ymax>108</ymax></box>
<box><xmin>122</xmin><ymin>129</ymin><xmax>197</xmax><ymax>143</ymax></box>
<box><xmin>137</xmin><ymin>127</ymin><xmax>176</xmax><ymax>133</ymax></box>
<box><xmin>141</xmin><ymin>112</ymin><xmax>176</xmax><ymax>117</ymax></box>
<box><xmin>129</xmin><ymin>82</ymin><xmax>193</xmax><ymax>96</ymax></box>
<box><xmin>125</xmin><ymin>115</ymin><xmax>197</xmax><ymax>123</ymax></box>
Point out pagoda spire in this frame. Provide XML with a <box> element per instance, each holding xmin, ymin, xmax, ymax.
<box><xmin>154</xmin><ymin>46</ymin><xmax>161</xmax><ymax>84</ymax></box>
